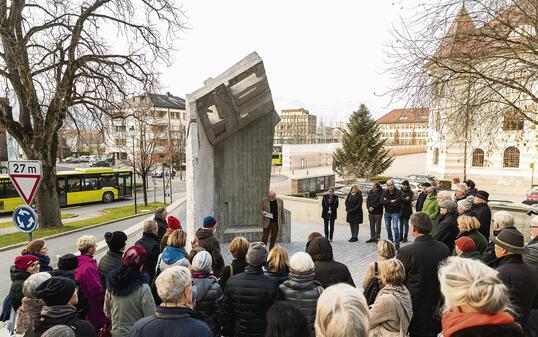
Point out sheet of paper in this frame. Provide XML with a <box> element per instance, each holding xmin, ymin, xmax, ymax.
<box><xmin>263</xmin><ymin>211</ymin><xmax>274</xmax><ymax>219</ymax></box>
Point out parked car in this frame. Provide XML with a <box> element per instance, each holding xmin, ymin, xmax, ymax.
<box><xmin>524</xmin><ymin>187</ymin><xmax>538</xmax><ymax>205</ymax></box>
<box><xmin>151</xmin><ymin>166</ymin><xmax>176</xmax><ymax>178</ymax></box>
<box><xmin>406</xmin><ymin>174</ymin><xmax>437</xmax><ymax>187</ymax></box>
<box><xmin>334</xmin><ymin>186</ymin><xmax>351</xmax><ymax>197</ymax></box>
<box><xmin>78</xmin><ymin>155</ymin><xmax>91</xmax><ymax>163</ymax></box>
<box><xmin>64</xmin><ymin>156</ymin><xmax>80</xmax><ymax>163</ymax></box>
<box><xmin>89</xmin><ymin>159</ymin><xmax>112</xmax><ymax>167</ymax></box>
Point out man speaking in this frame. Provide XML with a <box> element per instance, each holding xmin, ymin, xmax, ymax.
<box><xmin>260</xmin><ymin>190</ymin><xmax>285</xmax><ymax>249</ymax></box>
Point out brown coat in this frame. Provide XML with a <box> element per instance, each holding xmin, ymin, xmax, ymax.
<box><xmin>259</xmin><ymin>197</ymin><xmax>285</xmax><ymax>228</ymax></box>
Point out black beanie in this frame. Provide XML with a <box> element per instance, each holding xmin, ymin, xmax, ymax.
<box><xmin>57</xmin><ymin>254</ymin><xmax>78</xmax><ymax>271</ymax></box>
<box><xmin>35</xmin><ymin>277</ymin><xmax>76</xmax><ymax>306</ymax></box>
<box><xmin>104</xmin><ymin>231</ymin><xmax>127</xmax><ymax>252</ymax></box>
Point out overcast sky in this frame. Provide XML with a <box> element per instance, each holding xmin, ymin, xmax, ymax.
<box><xmin>159</xmin><ymin>1</ymin><xmax>416</xmax><ymax>124</ymax></box>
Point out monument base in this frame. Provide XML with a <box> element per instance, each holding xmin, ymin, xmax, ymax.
<box><xmin>221</xmin><ymin>210</ymin><xmax>292</xmax><ymax>244</ymax></box>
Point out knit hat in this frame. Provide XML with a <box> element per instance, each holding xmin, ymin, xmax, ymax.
<box><xmin>34</xmin><ymin>277</ymin><xmax>77</xmax><ymax>306</ymax></box>
<box><xmin>457</xmin><ymin>197</ymin><xmax>473</xmax><ymax>212</ymax></box>
<box><xmin>475</xmin><ymin>190</ymin><xmax>489</xmax><ymax>202</ymax></box>
<box><xmin>104</xmin><ymin>231</ymin><xmax>127</xmax><ymax>252</ymax></box>
<box><xmin>246</xmin><ymin>242</ymin><xmax>268</xmax><ymax>267</ymax></box>
<box><xmin>493</xmin><ymin>228</ymin><xmax>528</xmax><ymax>254</ymax></box>
<box><xmin>455</xmin><ymin>237</ymin><xmax>476</xmax><ymax>253</ymax></box>
<box><xmin>167</xmin><ymin>215</ymin><xmax>182</xmax><ymax>230</ymax></box>
<box><xmin>57</xmin><ymin>254</ymin><xmax>78</xmax><ymax>271</ymax></box>
<box><xmin>203</xmin><ymin>216</ymin><xmax>216</xmax><ymax>229</ymax></box>
<box><xmin>14</xmin><ymin>255</ymin><xmax>39</xmax><ymax>271</ymax></box>
<box><xmin>438</xmin><ymin>199</ymin><xmax>457</xmax><ymax>213</ymax></box>
<box><xmin>41</xmin><ymin>325</ymin><xmax>75</xmax><ymax>337</ymax></box>
<box><xmin>192</xmin><ymin>251</ymin><xmax>213</xmax><ymax>272</ymax></box>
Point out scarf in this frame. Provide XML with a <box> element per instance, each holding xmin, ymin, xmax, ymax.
<box><xmin>161</xmin><ymin>246</ymin><xmax>188</xmax><ymax>265</ymax></box>
<box><xmin>442</xmin><ymin>311</ymin><xmax>515</xmax><ymax>337</ymax></box>
<box><xmin>378</xmin><ymin>285</ymin><xmax>413</xmax><ymax>322</ymax></box>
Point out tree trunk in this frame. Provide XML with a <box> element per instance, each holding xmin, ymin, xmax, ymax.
<box><xmin>34</xmin><ymin>160</ymin><xmax>63</xmax><ymax>228</ymax></box>
<box><xmin>142</xmin><ymin>173</ymin><xmax>148</xmax><ymax>206</ymax></box>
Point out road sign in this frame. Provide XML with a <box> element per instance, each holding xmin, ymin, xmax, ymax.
<box><xmin>13</xmin><ymin>205</ymin><xmax>38</xmax><ymax>234</ymax></box>
<box><xmin>8</xmin><ymin>161</ymin><xmax>43</xmax><ymax>205</ymax></box>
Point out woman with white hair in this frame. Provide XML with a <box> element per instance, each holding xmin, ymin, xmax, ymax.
<box><xmin>438</xmin><ymin>256</ymin><xmax>523</xmax><ymax>337</ymax></box>
<box><xmin>315</xmin><ymin>283</ymin><xmax>369</xmax><ymax>337</ymax></box>
<box><xmin>75</xmin><ymin>235</ymin><xmax>108</xmax><ymax>330</ymax></box>
<box><xmin>14</xmin><ymin>272</ymin><xmax>51</xmax><ymax>335</ymax></box>
<box><xmin>128</xmin><ymin>266</ymin><xmax>212</xmax><ymax>337</ymax></box>
<box><xmin>279</xmin><ymin>252</ymin><xmax>324</xmax><ymax>334</ymax></box>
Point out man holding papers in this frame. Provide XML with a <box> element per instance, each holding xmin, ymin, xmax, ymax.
<box><xmin>260</xmin><ymin>190</ymin><xmax>285</xmax><ymax>249</ymax></box>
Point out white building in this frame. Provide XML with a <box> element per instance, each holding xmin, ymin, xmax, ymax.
<box><xmin>105</xmin><ymin>93</ymin><xmax>187</xmax><ymax>162</ymax></box>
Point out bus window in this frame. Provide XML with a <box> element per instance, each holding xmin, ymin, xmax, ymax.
<box><xmin>5</xmin><ymin>182</ymin><xmax>19</xmax><ymax>198</ymax></box>
<box><xmin>68</xmin><ymin>177</ymin><xmax>81</xmax><ymax>192</ymax></box>
<box><xmin>99</xmin><ymin>175</ymin><xmax>116</xmax><ymax>188</ymax></box>
<box><xmin>83</xmin><ymin>177</ymin><xmax>99</xmax><ymax>190</ymax></box>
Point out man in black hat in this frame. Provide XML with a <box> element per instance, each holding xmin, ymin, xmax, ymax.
<box><xmin>467</xmin><ymin>190</ymin><xmax>492</xmax><ymax>239</ymax></box>
<box><xmin>98</xmin><ymin>231</ymin><xmax>127</xmax><ymax>284</ymax></box>
<box><xmin>50</xmin><ymin>254</ymin><xmax>89</xmax><ymax>319</ymax></box>
<box><xmin>494</xmin><ymin>228</ymin><xmax>538</xmax><ymax>330</ymax></box>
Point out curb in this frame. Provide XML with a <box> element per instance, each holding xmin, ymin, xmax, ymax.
<box><xmin>0</xmin><ymin>210</ymin><xmax>154</xmax><ymax>253</ymax></box>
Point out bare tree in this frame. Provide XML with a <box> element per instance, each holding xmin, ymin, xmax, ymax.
<box><xmin>0</xmin><ymin>1</ymin><xmax>185</xmax><ymax>227</ymax></box>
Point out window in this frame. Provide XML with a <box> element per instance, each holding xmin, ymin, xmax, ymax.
<box><xmin>503</xmin><ymin>147</ymin><xmax>520</xmax><ymax>168</ymax></box>
<box><xmin>115</xmin><ymin>125</ymin><xmax>126</xmax><ymax>132</ymax></box>
<box><xmin>399</xmin><ymin>116</ymin><xmax>408</xmax><ymax>121</ymax></box>
<box><xmin>68</xmin><ymin>177</ymin><xmax>81</xmax><ymax>192</ymax></box>
<box><xmin>433</xmin><ymin>148</ymin><xmax>439</xmax><ymax>165</ymax></box>
<box><xmin>503</xmin><ymin>111</ymin><xmax>524</xmax><ymax>131</ymax></box>
<box><xmin>100</xmin><ymin>175</ymin><xmax>116</xmax><ymax>188</ymax></box>
<box><xmin>82</xmin><ymin>177</ymin><xmax>99</xmax><ymax>190</ymax></box>
<box><xmin>5</xmin><ymin>182</ymin><xmax>18</xmax><ymax>198</ymax></box>
<box><xmin>115</xmin><ymin>139</ymin><xmax>127</xmax><ymax>146</ymax></box>
<box><xmin>472</xmin><ymin>148</ymin><xmax>484</xmax><ymax>167</ymax></box>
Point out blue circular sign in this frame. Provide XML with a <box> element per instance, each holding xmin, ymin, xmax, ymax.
<box><xmin>13</xmin><ymin>205</ymin><xmax>38</xmax><ymax>233</ymax></box>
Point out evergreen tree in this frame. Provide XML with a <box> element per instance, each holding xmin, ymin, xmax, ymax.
<box><xmin>333</xmin><ymin>104</ymin><xmax>393</xmax><ymax>178</ymax></box>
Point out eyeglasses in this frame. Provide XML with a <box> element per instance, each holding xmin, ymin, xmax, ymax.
<box><xmin>531</xmin><ymin>226</ymin><xmax>538</xmax><ymax>229</ymax></box>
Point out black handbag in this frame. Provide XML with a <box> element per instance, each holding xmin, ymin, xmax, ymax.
<box><xmin>363</xmin><ymin>262</ymin><xmax>381</xmax><ymax>306</ymax></box>
<box><xmin>0</xmin><ymin>294</ymin><xmax>11</xmax><ymax>322</ymax></box>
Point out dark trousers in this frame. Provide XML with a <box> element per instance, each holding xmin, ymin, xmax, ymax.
<box><xmin>368</xmin><ymin>213</ymin><xmax>382</xmax><ymax>239</ymax></box>
<box><xmin>399</xmin><ymin>215</ymin><xmax>410</xmax><ymax>239</ymax></box>
<box><xmin>261</xmin><ymin>222</ymin><xmax>279</xmax><ymax>249</ymax></box>
<box><xmin>323</xmin><ymin>217</ymin><xmax>335</xmax><ymax>240</ymax></box>
<box><xmin>349</xmin><ymin>223</ymin><xmax>359</xmax><ymax>239</ymax></box>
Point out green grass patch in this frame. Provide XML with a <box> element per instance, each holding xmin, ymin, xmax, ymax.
<box><xmin>0</xmin><ymin>202</ymin><xmax>168</xmax><ymax>248</ymax></box>
<box><xmin>0</xmin><ymin>213</ymin><xmax>77</xmax><ymax>229</ymax></box>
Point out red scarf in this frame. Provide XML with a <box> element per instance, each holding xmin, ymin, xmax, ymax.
<box><xmin>442</xmin><ymin>311</ymin><xmax>515</xmax><ymax>337</ymax></box>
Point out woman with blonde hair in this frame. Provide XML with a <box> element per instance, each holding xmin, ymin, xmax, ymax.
<box><xmin>362</xmin><ymin>240</ymin><xmax>396</xmax><ymax>290</ymax></box>
<box><xmin>157</xmin><ymin>229</ymin><xmax>189</xmax><ymax>272</ymax></box>
<box><xmin>455</xmin><ymin>215</ymin><xmax>488</xmax><ymax>254</ymax></box>
<box><xmin>369</xmin><ymin>259</ymin><xmax>413</xmax><ymax>337</ymax></box>
<box><xmin>315</xmin><ymin>283</ymin><xmax>369</xmax><ymax>337</ymax></box>
<box><xmin>264</xmin><ymin>245</ymin><xmax>290</xmax><ymax>285</ymax></box>
<box><xmin>438</xmin><ymin>256</ymin><xmax>523</xmax><ymax>337</ymax></box>
<box><xmin>218</xmin><ymin>236</ymin><xmax>249</xmax><ymax>290</ymax></box>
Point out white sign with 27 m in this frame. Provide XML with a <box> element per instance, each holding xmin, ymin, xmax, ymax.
<box><xmin>8</xmin><ymin>160</ymin><xmax>43</xmax><ymax>205</ymax></box>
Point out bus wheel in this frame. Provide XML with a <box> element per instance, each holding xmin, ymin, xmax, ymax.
<box><xmin>102</xmin><ymin>192</ymin><xmax>114</xmax><ymax>203</ymax></box>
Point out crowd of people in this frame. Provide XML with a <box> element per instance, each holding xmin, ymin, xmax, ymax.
<box><xmin>1</xmin><ymin>178</ymin><xmax>538</xmax><ymax>337</ymax></box>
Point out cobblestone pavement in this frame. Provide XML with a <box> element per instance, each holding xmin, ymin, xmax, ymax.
<box><xmin>220</xmin><ymin>220</ymin><xmax>414</xmax><ymax>289</ymax></box>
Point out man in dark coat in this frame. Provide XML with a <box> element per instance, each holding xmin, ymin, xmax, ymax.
<box><xmin>399</xmin><ymin>180</ymin><xmax>414</xmax><ymax>243</ymax></box>
<box><xmin>415</xmin><ymin>182</ymin><xmax>431</xmax><ymax>212</ymax></box>
<box><xmin>467</xmin><ymin>190</ymin><xmax>492</xmax><ymax>240</ymax></box>
<box><xmin>194</xmin><ymin>216</ymin><xmax>225</xmax><ymax>278</ymax></box>
<box><xmin>154</xmin><ymin>206</ymin><xmax>168</xmax><ymax>242</ymax></box>
<box><xmin>98</xmin><ymin>231</ymin><xmax>127</xmax><ymax>284</ymax></box>
<box><xmin>222</xmin><ymin>242</ymin><xmax>279</xmax><ymax>337</ymax></box>
<box><xmin>494</xmin><ymin>228</ymin><xmax>538</xmax><ymax>331</ymax></box>
<box><xmin>397</xmin><ymin>212</ymin><xmax>450</xmax><ymax>337</ymax></box>
<box><xmin>345</xmin><ymin>184</ymin><xmax>363</xmax><ymax>242</ymax></box>
<box><xmin>432</xmin><ymin>200</ymin><xmax>459</xmax><ymax>252</ymax></box>
<box><xmin>305</xmin><ymin>237</ymin><xmax>355</xmax><ymax>288</ymax></box>
<box><xmin>366</xmin><ymin>183</ymin><xmax>384</xmax><ymax>243</ymax></box>
<box><xmin>135</xmin><ymin>220</ymin><xmax>160</xmax><ymax>281</ymax></box>
<box><xmin>321</xmin><ymin>187</ymin><xmax>339</xmax><ymax>242</ymax></box>
<box><xmin>382</xmin><ymin>179</ymin><xmax>403</xmax><ymax>249</ymax></box>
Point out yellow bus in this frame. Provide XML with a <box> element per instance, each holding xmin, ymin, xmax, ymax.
<box><xmin>272</xmin><ymin>145</ymin><xmax>283</xmax><ymax>166</ymax></box>
<box><xmin>0</xmin><ymin>167</ymin><xmax>133</xmax><ymax>213</ymax></box>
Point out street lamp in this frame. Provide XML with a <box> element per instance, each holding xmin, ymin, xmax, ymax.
<box><xmin>128</xmin><ymin>125</ymin><xmax>138</xmax><ymax>214</ymax></box>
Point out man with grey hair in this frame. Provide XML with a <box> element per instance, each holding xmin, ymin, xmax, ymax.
<box><xmin>154</xmin><ymin>206</ymin><xmax>168</xmax><ymax>241</ymax></box>
<box><xmin>483</xmin><ymin>211</ymin><xmax>516</xmax><ymax>266</ymax></box>
<box><xmin>454</xmin><ymin>183</ymin><xmax>468</xmax><ymax>202</ymax></box>
<box><xmin>437</xmin><ymin>190</ymin><xmax>453</xmax><ymax>203</ymax></box>
<box><xmin>135</xmin><ymin>219</ymin><xmax>160</xmax><ymax>281</ymax></box>
<box><xmin>260</xmin><ymin>190</ymin><xmax>285</xmax><ymax>249</ymax></box>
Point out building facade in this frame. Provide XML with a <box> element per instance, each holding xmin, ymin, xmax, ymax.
<box><xmin>275</xmin><ymin>108</ymin><xmax>317</xmax><ymax>144</ymax></box>
<box><xmin>377</xmin><ymin>108</ymin><xmax>429</xmax><ymax>146</ymax></box>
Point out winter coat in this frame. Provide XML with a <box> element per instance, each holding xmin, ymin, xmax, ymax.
<box><xmin>49</xmin><ymin>270</ymin><xmax>89</xmax><ymax>319</ymax></box>
<box><xmin>135</xmin><ymin>232</ymin><xmax>161</xmax><ymax>281</ymax></box>
<box><xmin>367</xmin><ymin>188</ymin><xmax>384</xmax><ymax>215</ymax></box>
<box><xmin>75</xmin><ymin>254</ymin><xmax>108</xmax><ymax>329</ymax></box>
<box><xmin>441</xmin><ymin>311</ymin><xmax>523</xmax><ymax>337</ymax></box>
<box><xmin>399</xmin><ymin>188</ymin><xmax>414</xmax><ymax>219</ymax></box>
<box><xmin>9</xmin><ymin>266</ymin><xmax>31</xmax><ymax>311</ymax></box>
<box><xmin>155</xmin><ymin>215</ymin><xmax>168</xmax><ymax>242</ymax></box>
<box><xmin>15</xmin><ymin>297</ymin><xmax>45</xmax><ymax>335</ymax></box>
<box><xmin>456</xmin><ymin>229</ymin><xmax>488</xmax><ymax>255</ymax></box>
<box><xmin>321</xmin><ymin>194</ymin><xmax>339</xmax><ymax>220</ymax></box>
<box><xmin>460</xmin><ymin>250</ymin><xmax>483</xmax><ymax>259</ymax></box>
<box><xmin>467</xmin><ymin>203</ymin><xmax>492</xmax><ymax>240</ymax></box>
<box><xmin>192</xmin><ymin>272</ymin><xmax>223</xmax><ymax>336</ymax></box>
<box><xmin>422</xmin><ymin>195</ymin><xmax>439</xmax><ymax>220</ymax></box>
<box><xmin>305</xmin><ymin>237</ymin><xmax>355</xmax><ymax>288</ymax></box>
<box><xmin>496</xmin><ymin>254</ymin><xmax>538</xmax><ymax>328</ymax></box>
<box><xmin>158</xmin><ymin>246</ymin><xmax>189</xmax><ymax>272</ymax></box>
<box><xmin>361</xmin><ymin>261</ymin><xmax>383</xmax><ymax>290</ymax></box>
<box><xmin>195</xmin><ymin>229</ymin><xmax>225</xmax><ymax>278</ymax></box>
<box><xmin>263</xmin><ymin>269</ymin><xmax>289</xmax><ymax>286</ymax></box>
<box><xmin>415</xmin><ymin>192</ymin><xmax>427</xmax><ymax>212</ymax></box>
<box><xmin>369</xmin><ymin>285</ymin><xmax>413</xmax><ymax>335</ymax></box>
<box><xmin>345</xmin><ymin>192</ymin><xmax>363</xmax><ymax>224</ymax></box>
<box><xmin>126</xmin><ymin>306</ymin><xmax>212</xmax><ymax>337</ymax></box>
<box><xmin>524</xmin><ymin>237</ymin><xmax>538</xmax><ymax>273</ymax></box>
<box><xmin>104</xmin><ymin>268</ymin><xmax>156</xmax><ymax>337</ymax></box>
<box><xmin>221</xmin><ymin>265</ymin><xmax>279</xmax><ymax>337</ymax></box>
<box><xmin>396</xmin><ymin>235</ymin><xmax>450</xmax><ymax>337</ymax></box>
<box><xmin>218</xmin><ymin>259</ymin><xmax>247</xmax><ymax>291</ymax></box>
<box><xmin>98</xmin><ymin>250</ymin><xmax>123</xmax><ymax>285</ymax></box>
<box><xmin>279</xmin><ymin>270</ymin><xmax>324</xmax><ymax>335</ymax></box>
<box><xmin>382</xmin><ymin>188</ymin><xmax>402</xmax><ymax>214</ymax></box>
<box><xmin>432</xmin><ymin>211</ymin><xmax>459</xmax><ymax>252</ymax></box>
<box><xmin>24</xmin><ymin>304</ymin><xmax>96</xmax><ymax>337</ymax></box>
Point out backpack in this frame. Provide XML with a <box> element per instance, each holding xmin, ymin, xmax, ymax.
<box><xmin>363</xmin><ymin>262</ymin><xmax>381</xmax><ymax>306</ymax></box>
